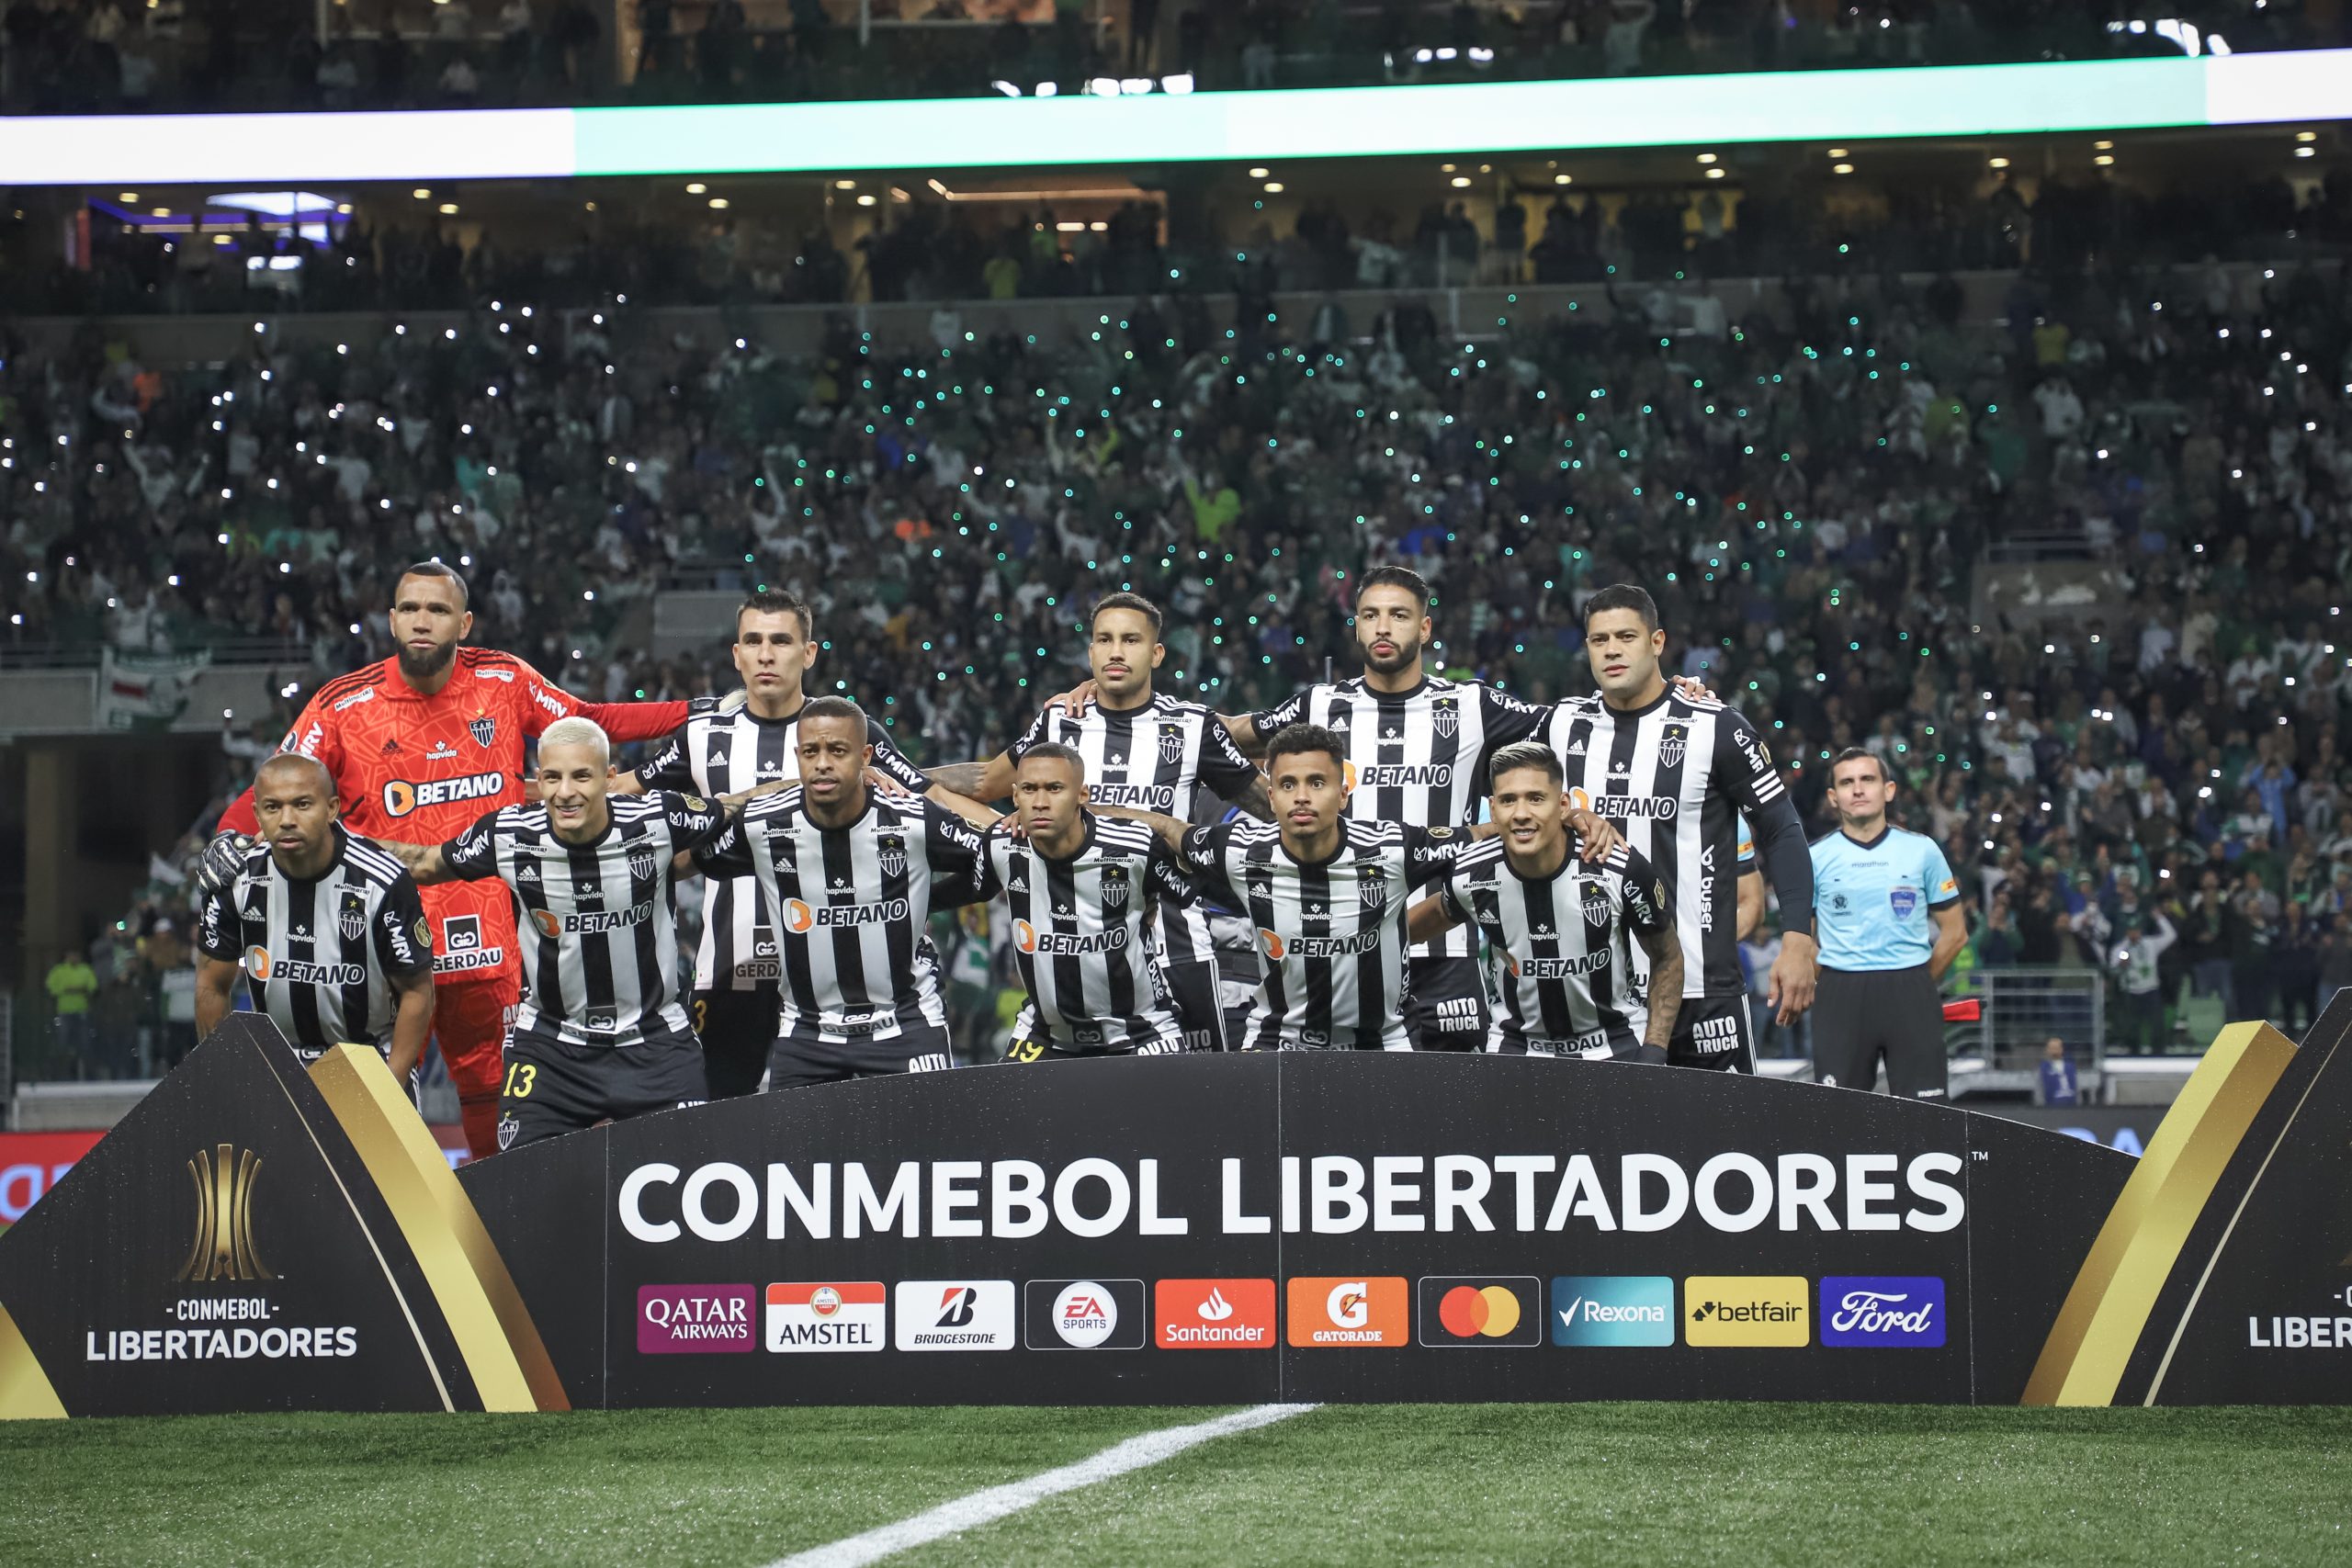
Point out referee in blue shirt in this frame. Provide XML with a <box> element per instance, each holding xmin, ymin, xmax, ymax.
<box><xmin>1808</xmin><ymin>748</ymin><xmax>1969</xmax><ymax>1100</ymax></box>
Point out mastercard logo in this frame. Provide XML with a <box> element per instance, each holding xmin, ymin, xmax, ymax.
<box><xmin>784</xmin><ymin>899</ymin><xmax>815</xmax><ymax>933</ymax></box>
<box><xmin>1013</xmin><ymin>919</ymin><xmax>1038</xmax><ymax>954</ymax></box>
<box><xmin>1418</xmin><ymin>1277</ymin><xmax>1543</xmax><ymax>1347</ymax></box>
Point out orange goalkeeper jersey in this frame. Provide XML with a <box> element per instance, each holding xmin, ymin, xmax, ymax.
<box><xmin>217</xmin><ymin>648</ymin><xmax>687</xmax><ymax>988</ymax></box>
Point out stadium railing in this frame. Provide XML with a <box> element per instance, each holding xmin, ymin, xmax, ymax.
<box><xmin>1947</xmin><ymin>965</ymin><xmax>2109</xmax><ymax>1094</ymax></box>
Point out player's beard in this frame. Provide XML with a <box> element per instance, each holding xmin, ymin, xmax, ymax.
<box><xmin>396</xmin><ymin>638</ymin><xmax>458</xmax><ymax>683</ymax></box>
<box><xmin>1360</xmin><ymin>632</ymin><xmax>1420</xmax><ymax>678</ymax></box>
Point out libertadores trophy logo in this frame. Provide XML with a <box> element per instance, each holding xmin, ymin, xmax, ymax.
<box><xmin>176</xmin><ymin>1144</ymin><xmax>274</xmax><ymax>1283</ymax></box>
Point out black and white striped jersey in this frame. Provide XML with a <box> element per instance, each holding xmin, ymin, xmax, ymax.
<box><xmin>196</xmin><ymin>827</ymin><xmax>432</xmax><ymax>1055</ymax></box>
<box><xmin>1439</xmin><ymin>839</ymin><xmax>1669</xmax><ymax>1056</ymax></box>
<box><xmin>638</xmin><ymin>705</ymin><xmax>929</xmax><ymax>993</ymax></box>
<box><xmin>1181</xmin><ymin>818</ymin><xmax>1471</xmax><ymax>1051</ymax></box>
<box><xmin>1248</xmin><ymin>675</ymin><xmax>1547</xmax><ymax>959</ymax></box>
<box><xmin>441</xmin><ymin>792</ymin><xmax>727</xmax><ymax>1050</ymax></box>
<box><xmin>1544</xmin><ymin>692</ymin><xmax>1792</xmax><ymax>998</ymax></box>
<box><xmin>694</xmin><ymin>788</ymin><xmax>992</xmax><ymax>1048</ymax></box>
<box><xmin>1009</xmin><ymin>693</ymin><xmax>1258</xmax><ymax>968</ymax></box>
<box><xmin>982</xmin><ymin>815</ymin><xmax>1196</xmax><ymax>1054</ymax></box>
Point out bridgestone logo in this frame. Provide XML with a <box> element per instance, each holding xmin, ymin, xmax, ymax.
<box><xmin>909</xmin><ymin>1332</ymin><xmax>996</xmax><ymax>1346</ymax></box>
<box><xmin>1357</xmin><ymin>764</ymin><xmax>1453</xmax><ymax>787</ymax></box>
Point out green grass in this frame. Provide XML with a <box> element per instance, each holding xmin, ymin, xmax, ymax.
<box><xmin>5</xmin><ymin>1404</ymin><xmax>2348</xmax><ymax>1567</ymax></box>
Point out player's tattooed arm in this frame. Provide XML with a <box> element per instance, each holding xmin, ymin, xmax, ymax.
<box><xmin>1230</xmin><ymin>773</ymin><xmax>1273</xmax><ymax>820</ymax></box>
<box><xmin>1405</xmin><ymin>895</ymin><xmax>1463</xmax><ymax>945</ymax></box>
<box><xmin>925</xmin><ymin>755</ymin><xmax>1016</xmax><ymax>803</ymax></box>
<box><xmin>1634</xmin><ymin>920</ymin><xmax>1684</xmax><ymax>1060</ymax></box>
<box><xmin>926</xmin><ymin>785</ymin><xmax>1005</xmax><ymax>830</ymax></box>
<box><xmin>377</xmin><ymin>840</ymin><xmax>456</xmax><ymax>885</ymax></box>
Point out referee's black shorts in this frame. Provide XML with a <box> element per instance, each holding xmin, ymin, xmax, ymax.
<box><xmin>692</xmin><ymin>983</ymin><xmax>779</xmax><ymax>1100</ymax></box>
<box><xmin>1811</xmin><ymin>964</ymin><xmax>1948</xmax><ymax>1100</ymax></box>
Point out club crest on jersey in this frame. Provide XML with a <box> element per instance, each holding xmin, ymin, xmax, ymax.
<box><xmin>1360</xmin><ymin>877</ymin><xmax>1387</xmax><ymax>908</ymax></box>
<box><xmin>1432</xmin><ymin>696</ymin><xmax>1459</xmax><ymax>739</ymax></box>
<box><xmin>1158</xmin><ymin>728</ymin><xmax>1185</xmax><ymax>765</ymax></box>
<box><xmin>1579</xmin><ymin>882</ymin><xmax>1611</xmax><ymax>926</ymax></box>
<box><xmin>628</xmin><ymin>846</ymin><xmax>659</xmax><ymax>883</ymax></box>
<box><xmin>1101</xmin><ymin>865</ymin><xmax>1130</xmax><ymax>908</ymax></box>
<box><xmin>469</xmin><ymin>715</ymin><xmax>496</xmax><ymax>749</ymax></box>
<box><xmin>1658</xmin><ymin>724</ymin><xmax>1688</xmax><ymax>771</ymax></box>
<box><xmin>877</xmin><ymin>835</ymin><xmax>907</xmax><ymax>879</ymax></box>
<box><xmin>336</xmin><ymin>889</ymin><xmax>368</xmax><ymax>942</ymax></box>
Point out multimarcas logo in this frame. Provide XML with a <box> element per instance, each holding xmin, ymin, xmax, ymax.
<box><xmin>1682</xmin><ymin>1276</ymin><xmax>1810</xmax><ymax>1347</ymax></box>
<box><xmin>637</xmin><ymin>1285</ymin><xmax>754</xmax><ymax>1353</ymax></box>
<box><xmin>1154</xmin><ymin>1279</ymin><xmax>1276</xmax><ymax>1348</ymax></box>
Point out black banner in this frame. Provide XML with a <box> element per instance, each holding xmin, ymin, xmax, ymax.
<box><xmin>461</xmin><ymin>1053</ymin><xmax>2132</xmax><ymax>1406</ymax></box>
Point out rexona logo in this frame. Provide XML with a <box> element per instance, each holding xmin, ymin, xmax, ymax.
<box><xmin>1285</xmin><ymin>1275</ymin><xmax>1408</xmax><ymax>1348</ymax></box>
<box><xmin>1154</xmin><ymin>1278</ymin><xmax>1276</xmax><ymax>1349</ymax></box>
<box><xmin>1419</xmin><ymin>1277</ymin><xmax>1544</xmax><ymax>1347</ymax></box>
<box><xmin>763</xmin><ymin>1281</ymin><xmax>886</xmax><ymax>1353</ymax></box>
<box><xmin>893</xmin><ymin>1280</ymin><xmax>1016</xmax><ymax>1351</ymax></box>
<box><xmin>638</xmin><ymin>1284</ymin><xmax>755</xmax><ymax>1353</ymax></box>
<box><xmin>1819</xmin><ymin>1276</ymin><xmax>1946</xmax><ymax>1348</ymax></box>
<box><xmin>1683</xmin><ymin>1276</ymin><xmax>1810</xmax><ymax>1347</ymax></box>
<box><xmin>1551</xmin><ymin>1276</ymin><xmax>1677</xmax><ymax>1348</ymax></box>
<box><xmin>1023</xmin><ymin>1278</ymin><xmax>1147</xmax><ymax>1349</ymax></box>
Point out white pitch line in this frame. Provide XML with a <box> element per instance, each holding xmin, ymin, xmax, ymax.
<box><xmin>766</xmin><ymin>1403</ymin><xmax>1320</xmax><ymax>1568</ymax></box>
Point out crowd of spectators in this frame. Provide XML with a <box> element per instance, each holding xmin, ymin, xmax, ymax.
<box><xmin>9</xmin><ymin>158</ymin><xmax>2348</xmax><ymax>324</ymax></box>
<box><xmin>0</xmin><ymin>0</ymin><xmax>2337</xmax><ymax>117</ymax></box>
<box><xmin>15</xmin><ymin>209</ymin><xmax>2352</xmax><ymax>1077</ymax></box>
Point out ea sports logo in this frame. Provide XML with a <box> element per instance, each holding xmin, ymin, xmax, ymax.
<box><xmin>1259</xmin><ymin>929</ymin><xmax>1286</xmax><ymax>961</ymax></box>
<box><xmin>1052</xmin><ymin>1280</ymin><xmax>1118</xmax><ymax>1348</ymax></box>
<box><xmin>784</xmin><ymin>899</ymin><xmax>815</xmax><ymax>933</ymax></box>
<box><xmin>1013</xmin><ymin>919</ymin><xmax>1039</xmax><ymax>954</ymax></box>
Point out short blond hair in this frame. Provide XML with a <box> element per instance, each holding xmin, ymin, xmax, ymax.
<box><xmin>537</xmin><ymin>716</ymin><xmax>612</xmax><ymax>769</ymax></box>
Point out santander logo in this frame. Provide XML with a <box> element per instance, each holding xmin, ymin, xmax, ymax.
<box><xmin>1155</xmin><ymin>1278</ymin><xmax>1274</xmax><ymax>1349</ymax></box>
<box><xmin>1198</xmin><ymin>1288</ymin><xmax>1235</xmax><ymax>1323</ymax></box>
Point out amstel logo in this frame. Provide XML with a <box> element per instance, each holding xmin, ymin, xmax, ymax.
<box><xmin>177</xmin><ymin>1143</ymin><xmax>274</xmax><ymax>1283</ymax></box>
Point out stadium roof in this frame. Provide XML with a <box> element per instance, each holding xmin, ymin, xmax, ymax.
<box><xmin>2</xmin><ymin>50</ymin><xmax>2346</xmax><ymax>186</ymax></box>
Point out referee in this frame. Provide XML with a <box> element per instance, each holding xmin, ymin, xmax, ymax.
<box><xmin>194</xmin><ymin>753</ymin><xmax>435</xmax><ymax>1089</ymax></box>
<box><xmin>1808</xmin><ymin>748</ymin><xmax>1968</xmax><ymax>1100</ymax></box>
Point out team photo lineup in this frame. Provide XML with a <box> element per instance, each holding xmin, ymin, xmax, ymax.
<box><xmin>189</xmin><ymin>549</ymin><xmax>1978</xmax><ymax>1157</ymax></box>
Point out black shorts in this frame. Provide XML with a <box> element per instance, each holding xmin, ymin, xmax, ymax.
<box><xmin>692</xmin><ymin>985</ymin><xmax>779</xmax><ymax>1100</ymax></box>
<box><xmin>1404</xmin><ymin>954</ymin><xmax>1492</xmax><ymax>1052</ymax></box>
<box><xmin>1001</xmin><ymin>1032</ymin><xmax>1185</xmax><ymax>1063</ymax></box>
<box><xmin>286</xmin><ymin>1040</ymin><xmax>422</xmax><ymax>1103</ymax></box>
<box><xmin>497</xmin><ymin>1032</ymin><xmax>707</xmax><ymax>1152</ymax></box>
<box><xmin>1160</xmin><ymin>959</ymin><xmax>1228</xmax><ymax>1053</ymax></box>
<box><xmin>1667</xmin><ymin>992</ymin><xmax>1755</xmax><ymax>1072</ymax></box>
<box><xmin>1811</xmin><ymin>964</ymin><xmax>1949</xmax><ymax>1100</ymax></box>
<box><xmin>766</xmin><ymin>1016</ymin><xmax>957</xmax><ymax>1090</ymax></box>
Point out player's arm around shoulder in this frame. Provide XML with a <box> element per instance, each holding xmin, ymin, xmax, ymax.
<box><xmin>377</xmin><ymin>805</ymin><xmax>506</xmax><ymax>886</ymax></box>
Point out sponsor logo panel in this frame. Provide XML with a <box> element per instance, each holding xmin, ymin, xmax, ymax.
<box><xmin>1683</xmin><ymin>1276</ymin><xmax>1810</xmax><ymax>1348</ymax></box>
<box><xmin>1551</xmin><ymin>1276</ymin><xmax>1677</xmax><ymax>1348</ymax></box>
<box><xmin>1819</xmin><ymin>1276</ymin><xmax>1946</xmax><ymax>1348</ymax></box>
<box><xmin>1417</xmin><ymin>1277</ymin><xmax>1544</xmax><ymax>1347</ymax></box>
<box><xmin>638</xmin><ymin>1284</ymin><xmax>756</xmax><ymax>1353</ymax></box>
<box><xmin>1023</xmin><ymin>1278</ymin><xmax>1147</xmax><ymax>1349</ymax></box>
<box><xmin>1285</xmin><ymin>1276</ymin><xmax>1408</xmax><ymax>1348</ymax></box>
<box><xmin>892</xmin><ymin>1280</ymin><xmax>1016</xmax><ymax>1351</ymax></box>
<box><xmin>1153</xmin><ymin>1279</ymin><xmax>1276</xmax><ymax>1349</ymax></box>
<box><xmin>763</xmin><ymin>1281</ymin><xmax>886</xmax><ymax>1353</ymax></box>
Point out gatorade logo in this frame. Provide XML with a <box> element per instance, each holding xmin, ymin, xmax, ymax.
<box><xmin>1286</xmin><ymin>1276</ymin><xmax>1408</xmax><ymax>1348</ymax></box>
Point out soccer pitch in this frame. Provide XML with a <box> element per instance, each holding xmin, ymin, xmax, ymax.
<box><xmin>6</xmin><ymin>1404</ymin><xmax>2347</xmax><ymax>1566</ymax></box>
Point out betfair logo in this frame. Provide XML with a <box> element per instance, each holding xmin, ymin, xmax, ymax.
<box><xmin>177</xmin><ymin>1144</ymin><xmax>274</xmax><ymax>1283</ymax></box>
<box><xmin>1682</xmin><ymin>1276</ymin><xmax>1807</xmax><ymax>1347</ymax></box>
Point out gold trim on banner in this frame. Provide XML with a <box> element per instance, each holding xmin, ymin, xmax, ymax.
<box><xmin>0</xmin><ymin>1299</ymin><xmax>66</xmax><ymax>1419</ymax></box>
<box><xmin>309</xmin><ymin>1047</ymin><xmax>570</xmax><ymax>1413</ymax></box>
<box><xmin>2021</xmin><ymin>1021</ymin><xmax>2295</xmax><ymax>1406</ymax></box>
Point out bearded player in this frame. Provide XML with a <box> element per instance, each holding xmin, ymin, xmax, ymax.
<box><xmin>198</xmin><ymin>561</ymin><xmax>693</xmax><ymax>1157</ymax></box>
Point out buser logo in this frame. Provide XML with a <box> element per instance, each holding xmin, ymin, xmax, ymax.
<box><xmin>177</xmin><ymin>1144</ymin><xmax>274</xmax><ymax>1283</ymax></box>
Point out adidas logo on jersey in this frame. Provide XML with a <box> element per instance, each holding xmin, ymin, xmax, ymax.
<box><xmin>1562</xmin><ymin>736</ymin><xmax>1586</xmax><ymax>755</ymax></box>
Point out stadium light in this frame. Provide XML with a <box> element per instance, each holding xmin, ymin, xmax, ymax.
<box><xmin>7</xmin><ymin>51</ymin><xmax>2352</xmax><ymax>185</ymax></box>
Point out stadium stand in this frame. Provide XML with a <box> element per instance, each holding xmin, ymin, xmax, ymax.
<box><xmin>0</xmin><ymin>0</ymin><xmax>2335</xmax><ymax>116</ymax></box>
